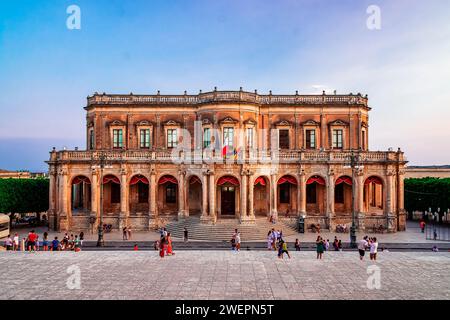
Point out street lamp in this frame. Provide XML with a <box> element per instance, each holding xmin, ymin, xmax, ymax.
<box><xmin>91</xmin><ymin>152</ymin><xmax>112</xmax><ymax>247</ymax></box>
<box><xmin>344</xmin><ymin>151</ymin><xmax>363</xmax><ymax>248</ymax></box>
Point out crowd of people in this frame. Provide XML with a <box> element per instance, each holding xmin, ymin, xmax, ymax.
<box><xmin>3</xmin><ymin>230</ymin><xmax>84</xmax><ymax>252</ymax></box>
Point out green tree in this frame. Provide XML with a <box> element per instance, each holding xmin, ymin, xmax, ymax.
<box><xmin>0</xmin><ymin>178</ymin><xmax>49</xmax><ymax>226</ymax></box>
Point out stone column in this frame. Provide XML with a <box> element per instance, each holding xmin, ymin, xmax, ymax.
<box><xmin>178</xmin><ymin>170</ymin><xmax>186</xmax><ymax>218</ymax></box>
<box><xmin>327</xmin><ymin>171</ymin><xmax>335</xmax><ymax>229</ymax></box>
<box><xmin>248</xmin><ymin>173</ymin><xmax>255</xmax><ymax>219</ymax></box>
<box><xmin>119</xmin><ymin>169</ymin><xmax>128</xmax><ymax>229</ymax></box>
<box><xmin>209</xmin><ymin>172</ymin><xmax>216</xmax><ymax>222</ymax></box>
<box><xmin>59</xmin><ymin>169</ymin><xmax>69</xmax><ymax>231</ymax></box>
<box><xmin>90</xmin><ymin>171</ymin><xmax>99</xmax><ymax>233</ymax></box>
<box><xmin>149</xmin><ymin>170</ymin><xmax>157</xmax><ymax>229</ymax></box>
<box><xmin>48</xmin><ymin>167</ymin><xmax>56</xmax><ymax>230</ymax></box>
<box><xmin>386</xmin><ymin>171</ymin><xmax>393</xmax><ymax>215</ymax></box>
<box><xmin>356</xmin><ymin>171</ymin><xmax>364</xmax><ymax>213</ymax></box>
<box><xmin>271</xmin><ymin>173</ymin><xmax>278</xmax><ymax>219</ymax></box>
<box><xmin>240</xmin><ymin>172</ymin><xmax>248</xmax><ymax>223</ymax></box>
<box><xmin>299</xmin><ymin>172</ymin><xmax>306</xmax><ymax>215</ymax></box>
<box><xmin>200</xmin><ymin>172</ymin><xmax>208</xmax><ymax>220</ymax></box>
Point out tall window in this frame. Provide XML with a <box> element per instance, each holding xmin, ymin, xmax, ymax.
<box><xmin>111</xmin><ymin>183</ymin><xmax>121</xmax><ymax>203</ymax></box>
<box><xmin>246</xmin><ymin>128</ymin><xmax>254</xmax><ymax>149</ymax></box>
<box><xmin>279</xmin><ymin>183</ymin><xmax>290</xmax><ymax>204</ymax></box>
<box><xmin>113</xmin><ymin>129</ymin><xmax>123</xmax><ymax>149</ymax></box>
<box><xmin>332</xmin><ymin>129</ymin><xmax>343</xmax><ymax>148</ymax></box>
<box><xmin>166</xmin><ymin>184</ymin><xmax>176</xmax><ymax>203</ymax></box>
<box><xmin>279</xmin><ymin>129</ymin><xmax>289</xmax><ymax>149</ymax></box>
<box><xmin>203</xmin><ymin>128</ymin><xmax>211</xmax><ymax>148</ymax></box>
<box><xmin>305</xmin><ymin>130</ymin><xmax>316</xmax><ymax>149</ymax></box>
<box><xmin>89</xmin><ymin>129</ymin><xmax>94</xmax><ymax>150</ymax></box>
<box><xmin>335</xmin><ymin>183</ymin><xmax>344</xmax><ymax>204</ymax></box>
<box><xmin>306</xmin><ymin>184</ymin><xmax>317</xmax><ymax>203</ymax></box>
<box><xmin>167</xmin><ymin>129</ymin><xmax>177</xmax><ymax>148</ymax></box>
<box><xmin>223</xmin><ymin>127</ymin><xmax>234</xmax><ymax>147</ymax></box>
<box><xmin>138</xmin><ymin>183</ymin><xmax>149</xmax><ymax>203</ymax></box>
<box><xmin>362</xmin><ymin>130</ymin><xmax>366</xmax><ymax>150</ymax></box>
<box><xmin>140</xmin><ymin>129</ymin><xmax>151</xmax><ymax>149</ymax></box>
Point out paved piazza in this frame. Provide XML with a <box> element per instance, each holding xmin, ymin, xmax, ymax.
<box><xmin>0</xmin><ymin>251</ymin><xmax>449</xmax><ymax>300</ymax></box>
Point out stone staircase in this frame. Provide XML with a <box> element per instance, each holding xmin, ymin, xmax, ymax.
<box><xmin>164</xmin><ymin>216</ymin><xmax>299</xmax><ymax>241</ymax></box>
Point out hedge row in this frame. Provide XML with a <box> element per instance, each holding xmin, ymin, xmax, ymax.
<box><xmin>404</xmin><ymin>177</ymin><xmax>450</xmax><ymax>213</ymax></box>
<box><xmin>0</xmin><ymin>178</ymin><xmax>49</xmax><ymax>214</ymax></box>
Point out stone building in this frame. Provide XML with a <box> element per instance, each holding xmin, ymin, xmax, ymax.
<box><xmin>47</xmin><ymin>89</ymin><xmax>407</xmax><ymax>232</ymax></box>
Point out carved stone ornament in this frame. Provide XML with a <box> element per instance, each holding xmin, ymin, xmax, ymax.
<box><xmin>301</xmin><ymin>119</ymin><xmax>320</xmax><ymax>126</ymax></box>
<box><xmin>164</xmin><ymin>120</ymin><xmax>179</xmax><ymax>126</ymax></box>
<box><xmin>219</xmin><ymin>117</ymin><xmax>238</xmax><ymax>124</ymax></box>
<box><xmin>328</xmin><ymin>119</ymin><xmax>349</xmax><ymax>126</ymax></box>
<box><xmin>109</xmin><ymin>119</ymin><xmax>125</xmax><ymax>127</ymax></box>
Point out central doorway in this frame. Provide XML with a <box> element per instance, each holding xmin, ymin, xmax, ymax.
<box><xmin>221</xmin><ymin>186</ymin><xmax>235</xmax><ymax>216</ymax></box>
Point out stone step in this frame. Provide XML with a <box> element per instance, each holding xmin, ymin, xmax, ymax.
<box><xmin>161</xmin><ymin>217</ymin><xmax>299</xmax><ymax>241</ymax></box>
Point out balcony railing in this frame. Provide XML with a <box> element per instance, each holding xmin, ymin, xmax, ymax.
<box><xmin>50</xmin><ymin>149</ymin><xmax>404</xmax><ymax>164</ymax></box>
<box><xmin>87</xmin><ymin>91</ymin><xmax>369</xmax><ymax>107</ymax></box>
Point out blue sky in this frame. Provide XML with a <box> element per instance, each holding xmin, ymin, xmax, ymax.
<box><xmin>0</xmin><ymin>0</ymin><xmax>449</xmax><ymax>171</ymax></box>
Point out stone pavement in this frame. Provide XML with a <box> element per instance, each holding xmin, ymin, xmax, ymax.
<box><xmin>0</xmin><ymin>251</ymin><xmax>449</xmax><ymax>300</ymax></box>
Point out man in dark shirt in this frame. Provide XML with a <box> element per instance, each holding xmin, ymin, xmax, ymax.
<box><xmin>51</xmin><ymin>237</ymin><xmax>60</xmax><ymax>251</ymax></box>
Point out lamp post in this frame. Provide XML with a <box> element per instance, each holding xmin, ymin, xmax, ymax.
<box><xmin>91</xmin><ymin>152</ymin><xmax>112</xmax><ymax>247</ymax></box>
<box><xmin>345</xmin><ymin>151</ymin><xmax>363</xmax><ymax>248</ymax></box>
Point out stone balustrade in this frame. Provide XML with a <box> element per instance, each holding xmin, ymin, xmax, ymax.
<box><xmin>50</xmin><ymin>149</ymin><xmax>404</xmax><ymax>164</ymax></box>
<box><xmin>87</xmin><ymin>91</ymin><xmax>369</xmax><ymax>107</ymax></box>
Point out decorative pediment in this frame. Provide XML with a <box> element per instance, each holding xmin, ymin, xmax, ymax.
<box><xmin>275</xmin><ymin>120</ymin><xmax>291</xmax><ymax>127</ymax></box>
<box><xmin>301</xmin><ymin>119</ymin><xmax>320</xmax><ymax>126</ymax></box>
<box><xmin>328</xmin><ymin>119</ymin><xmax>349</xmax><ymax>126</ymax></box>
<box><xmin>219</xmin><ymin>117</ymin><xmax>238</xmax><ymax>124</ymax></box>
<box><xmin>108</xmin><ymin>119</ymin><xmax>126</xmax><ymax>127</ymax></box>
<box><xmin>135</xmin><ymin>120</ymin><xmax>153</xmax><ymax>127</ymax></box>
<box><xmin>163</xmin><ymin>120</ymin><xmax>180</xmax><ymax>126</ymax></box>
<box><xmin>244</xmin><ymin>119</ymin><xmax>257</xmax><ymax>125</ymax></box>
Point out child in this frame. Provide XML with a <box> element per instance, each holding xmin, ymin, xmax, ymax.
<box><xmin>133</xmin><ymin>243</ymin><xmax>138</xmax><ymax>251</ymax></box>
<box><xmin>294</xmin><ymin>239</ymin><xmax>300</xmax><ymax>251</ymax></box>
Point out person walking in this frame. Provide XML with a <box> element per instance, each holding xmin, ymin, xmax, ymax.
<box><xmin>316</xmin><ymin>236</ymin><xmax>324</xmax><ymax>259</ymax></box>
<box><xmin>358</xmin><ymin>236</ymin><xmax>369</xmax><ymax>261</ymax></box>
<box><xmin>267</xmin><ymin>231</ymin><xmax>273</xmax><ymax>250</ymax></box>
<box><xmin>166</xmin><ymin>232</ymin><xmax>174</xmax><ymax>256</ymax></box>
<box><xmin>183</xmin><ymin>227</ymin><xmax>188</xmax><ymax>242</ymax></box>
<box><xmin>370</xmin><ymin>237</ymin><xmax>378</xmax><ymax>261</ymax></box>
<box><xmin>278</xmin><ymin>239</ymin><xmax>291</xmax><ymax>259</ymax></box>
<box><xmin>159</xmin><ymin>236</ymin><xmax>166</xmax><ymax>258</ymax></box>
<box><xmin>235</xmin><ymin>232</ymin><xmax>241</xmax><ymax>251</ymax></box>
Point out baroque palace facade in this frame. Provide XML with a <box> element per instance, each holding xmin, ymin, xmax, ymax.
<box><xmin>47</xmin><ymin>89</ymin><xmax>407</xmax><ymax>232</ymax></box>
